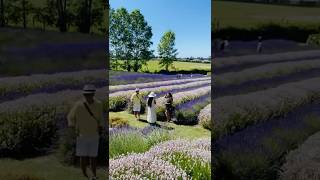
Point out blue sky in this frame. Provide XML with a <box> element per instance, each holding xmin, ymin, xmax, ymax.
<box><xmin>110</xmin><ymin>0</ymin><xmax>211</xmax><ymax>58</ymax></box>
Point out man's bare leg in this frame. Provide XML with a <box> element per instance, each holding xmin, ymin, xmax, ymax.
<box><xmin>90</xmin><ymin>157</ymin><xmax>97</xmax><ymax>177</ymax></box>
<box><xmin>137</xmin><ymin>112</ymin><xmax>140</xmax><ymax>120</ymax></box>
<box><xmin>80</xmin><ymin>156</ymin><xmax>89</xmax><ymax>178</ymax></box>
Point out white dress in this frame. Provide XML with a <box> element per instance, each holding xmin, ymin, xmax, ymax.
<box><xmin>147</xmin><ymin>98</ymin><xmax>156</xmax><ymax>123</ymax></box>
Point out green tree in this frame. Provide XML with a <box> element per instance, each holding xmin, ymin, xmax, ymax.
<box><xmin>129</xmin><ymin>9</ymin><xmax>153</xmax><ymax>72</ymax></box>
<box><xmin>109</xmin><ymin>8</ymin><xmax>132</xmax><ymax>71</ymax></box>
<box><xmin>109</xmin><ymin>7</ymin><xmax>153</xmax><ymax>72</ymax></box>
<box><xmin>158</xmin><ymin>31</ymin><xmax>178</xmax><ymax>71</ymax></box>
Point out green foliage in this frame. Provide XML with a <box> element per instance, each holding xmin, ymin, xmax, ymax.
<box><xmin>109</xmin><ymin>117</ymin><xmax>129</xmax><ymax>128</ymax></box>
<box><xmin>109</xmin><ymin>130</ymin><xmax>149</xmax><ymax>159</ymax></box>
<box><xmin>109</xmin><ymin>7</ymin><xmax>153</xmax><ymax>72</ymax></box>
<box><xmin>109</xmin><ymin>96</ymin><xmax>128</xmax><ymax>111</ymax></box>
<box><xmin>165</xmin><ymin>152</ymin><xmax>211</xmax><ymax>179</ymax></box>
<box><xmin>109</xmin><ymin>129</ymin><xmax>171</xmax><ymax>159</ymax></box>
<box><xmin>158</xmin><ymin>31</ymin><xmax>178</xmax><ymax>71</ymax></box>
<box><xmin>146</xmin><ymin>129</ymin><xmax>171</xmax><ymax>147</ymax></box>
<box><xmin>0</xmin><ymin>107</ymin><xmax>57</xmax><ymax>158</ymax></box>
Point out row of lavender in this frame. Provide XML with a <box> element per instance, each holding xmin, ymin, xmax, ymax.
<box><xmin>109</xmin><ymin>136</ymin><xmax>211</xmax><ymax>179</ymax></box>
<box><xmin>215</xmin><ymin>49</ymin><xmax>320</xmax><ymax>73</ymax></box>
<box><xmin>109</xmin><ymin>79</ymin><xmax>210</xmax><ymax>112</ymax></box>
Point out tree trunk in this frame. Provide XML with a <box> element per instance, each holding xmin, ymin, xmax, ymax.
<box><xmin>22</xmin><ymin>0</ymin><xmax>27</xmax><ymax>28</ymax></box>
<box><xmin>0</xmin><ymin>0</ymin><xmax>4</xmax><ymax>27</ymax></box>
<box><xmin>80</xmin><ymin>0</ymin><xmax>92</xmax><ymax>33</ymax></box>
<box><xmin>57</xmin><ymin>0</ymin><xmax>67</xmax><ymax>32</ymax></box>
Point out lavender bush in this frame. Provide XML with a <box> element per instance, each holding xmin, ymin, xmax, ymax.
<box><xmin>280</xmin><ymin>131</ymin><xmax>320</xmax><ymax>180</ymax></box>
<box><xmin>198</xmin><ymin>104</ymin><xmax>212</xmax><ymax>130</ymax></box>
<box><xmin>109</xmin><ymin>138</ymin><xmax>211</xmax><ymax>179</ymax></box>
<box><xmin>213</xmin><ymin>77</ymin><xmax>320</xmax><ymax>137</ymax></box>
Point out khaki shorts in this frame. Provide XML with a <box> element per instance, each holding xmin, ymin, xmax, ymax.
<box><xmin>133</xmin><ymin>104</ymin><xmax>141</xmax><ymax>112</ymax></box>
<box><xmin>76</xmin><ymin>136</ymin><xmax>99</xmax><ymax>157</ymax></box>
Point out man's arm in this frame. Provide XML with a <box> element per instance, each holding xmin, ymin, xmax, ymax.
<box><xmin>67</xmin><ymin>103</ymin><xmax>78</xmax><ymax>127</ymax></box>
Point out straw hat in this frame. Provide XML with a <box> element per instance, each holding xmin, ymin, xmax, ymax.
<box><xmin>82</xmin><ymin>84</ymin><xmax>96</xmax><ymax>94</ymax></box>
<box><xmin>148</xmin><ymin>92</ymin><xmax>156</xmax><ymax>97</ymax></box>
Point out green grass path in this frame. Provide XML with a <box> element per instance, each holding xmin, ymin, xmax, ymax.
<box><xmin>110</xmin><ymin>111</ymin><xmax>211</xmax><ymax>139</ymax></box>
<box><xmin>0</xmin><ymin>155</ymin><xmax>106</xmax><ymax>180</ymax></box>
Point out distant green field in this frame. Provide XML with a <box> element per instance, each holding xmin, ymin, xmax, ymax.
<box><xmin>115</xmin><ymin>60</ymin><xmax>211</xmax><ymax>73</ymax></box>
<box><xmin>212</xmin><ymin>1</ymin><xmax>320</xmax><ymax>28</ymax></box>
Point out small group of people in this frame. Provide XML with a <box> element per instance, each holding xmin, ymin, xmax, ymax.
<box><xmin>130</xmin><ymin>88</ymin><xmax>175</xmax><ymax>125</ymax></box>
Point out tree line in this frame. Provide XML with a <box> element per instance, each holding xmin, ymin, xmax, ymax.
<box><xmin>0</xmin><ymin>0</ymin><xmax>109</xmax><ymax>34</ymax></box>
<box><xmin>109</xmin><ymin>7</ymin><xmax>178</xmax><ymax>72</ymax></box>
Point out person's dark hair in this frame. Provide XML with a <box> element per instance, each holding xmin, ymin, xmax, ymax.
<box><xmin>147</xmin><ymin>97</ymin><xmax>153</xmax><ymax>107</ymax></box>
<box><xmin>168</xmin><ymin>93</ymin><xmax>172</xmax><ymax>98</ymax></box>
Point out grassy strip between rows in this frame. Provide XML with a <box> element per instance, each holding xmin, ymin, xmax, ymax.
<box><xmin>213</xmin><ymin>77</ymin><xmax>320</xmax><ymax>138</ymax></box>
<box><xmin>280</xmin><ymin>130</ymin><xmax>320</xmax><ymax>180</ymax></box>
<box><xmin>215</xmin><ymin>50</ymin><xmax>320</xmax><ymax>70</ymax></box>
<box><xmin>216</xmin><ymin>59</ymin><xmax>320</xmax><ymax>86</ymax></box>
<box><xmin>109</xmin><ymin>112</ymin><xmax>211</xmax><ymax>139</ymax></box>
<box><xmin>0</xmin><ymin>87</ymin><xmax>107</xmax><ymax>158</ymax></box>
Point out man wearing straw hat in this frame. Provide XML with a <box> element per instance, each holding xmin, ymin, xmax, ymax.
<box><xmin>130</xmin><ymin>88</ymin><xmax>142</xmax><ymax>120</ymax></box>
<box><xmin>67</xmin><ymin>84</ymin><xmax>104</xmax><ymax>180</ymax></box>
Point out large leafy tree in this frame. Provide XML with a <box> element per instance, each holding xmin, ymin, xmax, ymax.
<box><xmin>158</xmin><ymin>30</ymin><xmax>178</xmax><ymax>71</ymax></box>
<box><xmin>109</xmin><ymin>7</ymin><xmax>153</xmax><ymax>72</ymax></box>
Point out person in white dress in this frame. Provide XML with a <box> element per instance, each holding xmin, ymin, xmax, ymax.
<box><xmin>146</xmin><ymin>92</ymin><xmax>157</xmax><ymax>125</ymax></box>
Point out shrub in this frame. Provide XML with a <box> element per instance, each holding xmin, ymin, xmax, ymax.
<box><xmin>108</xmin><ymin>96</ymin><xmax>127</xmax><ymax>111</ymax></box>
<box><xmin>109</xmin><ymin>117</ymin><xmax>129</xmax><ymax>128</ymax></box>
<box><xmin>109</xmin><ymin>129</ymin><xmax>148</xmax><ymax>159</ymax></box>
<box><xmin>307</xmin><ymin>33</ymin><xmax>320</xmax><ymax>47</ymax></box>
<box><xmin>0</xmin><ymin>107</ymin><xmax>57</xmax><ymax>158</ymax></box>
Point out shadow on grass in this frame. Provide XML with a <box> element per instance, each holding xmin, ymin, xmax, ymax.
<box><xmin>138</xmin><ymin>119</ymin><xmax>175</xmax><ymax>130</ymax></box>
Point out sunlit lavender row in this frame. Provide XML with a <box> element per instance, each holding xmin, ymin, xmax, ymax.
<box><xmin>215</xmin><ymin>49</ymin><xmax>320</xmax><ymax>69</ymax></box>
<box><xmin>109</xmin><ymin>139</ymin><xmax>211</xmax><ymax>180</ymax></box>
<box><xmin>216</xmin><ymin>59</ymin><xmax>320</xmax><ymax>86</ymax></box>
<box><xmin>157</xmin><ymin>86</ymin><xmax>211</xmax><ymax>108</ymax></box>
<box><xmin>109</xmin><ymin>80</ymin><xmax>210</xmax><ymax>111</ymax></box>
<box><xmin>0</xmin><ymin>69</ymin><xmax>107</xmax><ymax>101</ymax></box>
<box><xmin>198</xmin><ymin>104</ymin><xmax>212</xmax><ymax>130</ymax></box>
<box><xmin>0</xmin><ymin>86</ymin><xmax>107</xmax><ymax>113</ymax></box>
<box><xmin>110</xmin><ymin>76</ymin><xmax>210</xmax><ymax>92</ymax></box>
<box><xmin>213</xmin><ymin>77</ymin><xmax>320</xmax><ymax>137</ymax></box>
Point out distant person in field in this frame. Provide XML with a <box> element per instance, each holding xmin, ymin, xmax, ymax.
<box><xmin>67</xmin><ymin>84</ymin><xmax>105</xmax><ymax>180</ymax></box>
<box><xmin>130</xmin><ymin>88</ymin><xmax>142</xmax><ymax>120</ymax></box>
<box><xmin>257</xmin><ymin>36</ymin><xmax>263</xmax><ymax>53</ymax></box>
<box><xmin>165</xmin><ymin>93</ymin><xmax>174</xmax><ymax>122</ymax></box>
<box><xmin>146</xmin><ymin>92</ymin><xmax>157</xmax><ymax>125</ymax></box>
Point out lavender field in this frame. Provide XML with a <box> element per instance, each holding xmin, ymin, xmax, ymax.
<box><xmin>109</xmin><ymin>71</ymin><xmax>212</xmax><ymax>179</ymax></box>
<box><xmin>213</xmin><ymin>49</ymin><xmax>320</xmax><ymax>180</ymax></box>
